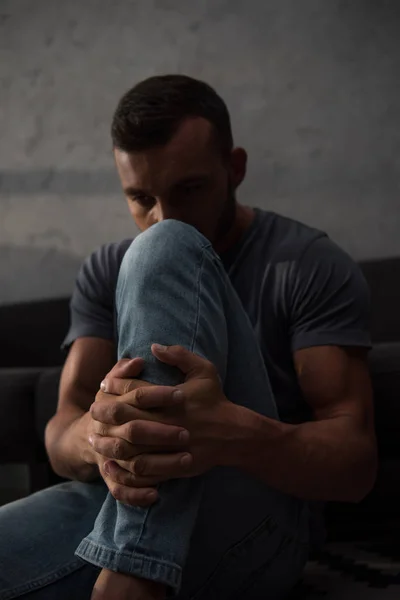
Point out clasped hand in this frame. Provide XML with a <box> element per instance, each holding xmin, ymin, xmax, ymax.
<box><xmin>88</xmin><ymin>344</ymin><xmax>236</xmax><ymax>506</ymax></box>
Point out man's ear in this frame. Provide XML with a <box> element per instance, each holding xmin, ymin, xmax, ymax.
<box><xmin>229</xmin><ymin>147</ymin><xmax>247</xmax><ymax>189</ymax></box>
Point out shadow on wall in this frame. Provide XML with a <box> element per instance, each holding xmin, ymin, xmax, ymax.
<box><xmin>0</xmin><ymin>244</ymin><xmax>82</xmax><ymax>305</ymax></box>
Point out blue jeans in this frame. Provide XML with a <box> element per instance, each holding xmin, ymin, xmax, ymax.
<box><xmin>0</xmin><ymin>221</ymin><xmax>310</xmax><ymax>599</ymax></box>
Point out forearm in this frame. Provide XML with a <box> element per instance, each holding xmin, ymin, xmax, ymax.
<box><xmin>45</xmin><ymin>407</ymin><xmax>100</xmax><ymax>482</ymax></box>
<box><xmin>229</xmin><ymin>405</ymin><xmax>377</xmax><ymax>502</ymax></box>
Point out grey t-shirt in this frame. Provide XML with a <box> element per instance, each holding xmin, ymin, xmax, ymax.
<box><xmin>63</xmin><ymin>207</ymin><xmax>371</xmax><ymax>425</ymax></box>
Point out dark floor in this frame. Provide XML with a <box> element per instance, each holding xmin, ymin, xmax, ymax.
<box><xmin>290</xmin><ymin>540</ymin><xmax>400</xmax><ymax>599</ymax></box>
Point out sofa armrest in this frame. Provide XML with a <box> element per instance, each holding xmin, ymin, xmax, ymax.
<box><xmin>0</xmin><ymin>367</ymin><xmax>42</xmax><ymax>463</ymax></box>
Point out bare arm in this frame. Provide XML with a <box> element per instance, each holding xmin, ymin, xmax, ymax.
<box><xmin>45</xmin><ymin>337</ymin><xmax>116</xmax><ymax>482</ymax></box>
<box><xmin>234</xmin><ymin>346</ymin><xmax>378</xmax><ymax>502</ymax></box>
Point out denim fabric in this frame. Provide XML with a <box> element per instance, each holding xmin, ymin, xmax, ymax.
<box><xmin>75</xmin><ymin>220</ymin><xmax>310</xmax><ymax>596</ymax></box>
<box><xmin>0</xmin><ymin>220</ymin><xmax>310</xmax><ymax>599</ymax></box>
<box><xmin>0</xmin><ymin>481</ymin><xmax>106</xmax><ymax>599</ymax></box>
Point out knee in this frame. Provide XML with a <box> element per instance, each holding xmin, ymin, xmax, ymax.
<box><xmin>124</xmin><ymin>220</ymin><xmax>210</xmax><ymax>270</ymax></box>
<box><xmin>138</xmin><ymin>219</ymin><xmax>208</xmax><ymax>252</ymax></box>
<box><xmin>117</xmin><ymin>220</ymin><xmax>213</xmax><ymax>295</ymax></box>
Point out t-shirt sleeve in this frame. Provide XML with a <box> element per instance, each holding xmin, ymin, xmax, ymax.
<box><xmin>61</xmin><ymin>244</ymin><xmax>116</xmax><ymax>352</ymax></box>
<box><xmin>289</xmin><ymin>236</ymin><xmax>371</xmax><ymax>352</ymax></box>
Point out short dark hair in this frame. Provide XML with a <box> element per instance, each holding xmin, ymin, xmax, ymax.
<box><xmin>111</xmin><ymin>74</ymin><xmax>233</xmax><ymax>157</ymax></box>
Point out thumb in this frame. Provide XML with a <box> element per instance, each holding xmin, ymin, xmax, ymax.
<box><xmin>151</xmin><ymin>344</ymin><xmax>214</xmax><ymax>379</ymax></box>
<box><xmin>105</xmin><ymin>357</ymin><xmax>145</xmax><ymax>381</ymax></box>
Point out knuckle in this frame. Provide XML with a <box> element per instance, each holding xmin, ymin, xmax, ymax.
<box><xmin>89</xmin><ymin>434</ymin><xmax>99</xmax><ymax>450</ymax></box>
<box><xmin>134</xmin><ymin>387</ymin><xmax>144</xmax><ymax>406</ymax></box>
<box><xmin>100</xmin><ymin>462</ymin><xmax>109</xmax><ymax>479</ymax></box>
<box><xmin>113</xmin><ymin>439</ymin><xmax>124</xmax><ymax>459</ymax></box>
<box><xmin>127</xmin><ymin>420</ymin><xmax>139</xmax><ymax>440</ymax></box>
<box><xmin>87</xmin><ymin>419</ymin><xmax>95</xmax><ymax>436</ymax></box>
<box><xmin>113</xmin><ymin>469</ymin><xmax>125</xmax><ymax>485</ymax></box>
<box><xmin>123</xmin><ymin>471</ymin><xmax>135</xmax><ymax>486</ymax></box>
<box><xmin>123</xmin><ymin>380</ymin><xmax>133</xmax><ymax>395</ymax></box>
<box><xmin>110</xmin><ymin>484</ymin><xmax>123</xmax><ymax>501</ymax></box>
<box><xmin>206</xmin><ymin>360</ymin><xmax>218</xmax><ymax>377</ymax></box>
<box><xmin>96</xmin><ymin>423</ymin><xmax>107</xmax><ymax>437</ymax></box>
<box><xmin>109</xmin><ymin>402</ymin><xmax>122</xmax><ymax>422</ymax></box>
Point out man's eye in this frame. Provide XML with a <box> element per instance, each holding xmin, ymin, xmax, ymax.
<box><xmin>182</xmin><ymin>183</ymin><xmax>203</xmax><ymax>194</ymax></box>
<box><xmin>132</xmin><ymin>196</ymin><xmax>155</xmax><ymax>208</ymax></box>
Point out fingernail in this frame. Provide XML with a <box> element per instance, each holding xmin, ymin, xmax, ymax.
<box><xmin>172</xmin><ymin>390</ymin><xmax>184</xmax><ymax>403</ymax></box>
<box><xmin>100</xmin><ymin>380</ymin><xmax>107</xmax><ymax>392</ymax></box>
<box><xmin>153</xmin><ymin>343</ymin><xmax>168</xmax><ymax>352</ymax></box>
<box><xmin>88</xmin><ymin>435</ymin><xmax>94</xmax><ymax>445</ymax></box>
<box><xmin>179</xmin><ymin>430</ymin><xmax>190</xmax><ymax>443</ymax></box>
<box><xmin>181</xmin><ymin>454</ymin><xmax>192</xmax><ymax>468</ymax></box>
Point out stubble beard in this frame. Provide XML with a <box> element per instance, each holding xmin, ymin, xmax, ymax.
<box><xmin>214</xmin><ymin>181</ymin><xmax>237</xmax><ymax>242</ymax></box>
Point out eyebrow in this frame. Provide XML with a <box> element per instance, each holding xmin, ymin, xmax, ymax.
<box><xmin>124</xmin><ymin>186</ymin><xmax>146</xmax><ymax>197</ymax></box>
<box><xmin>124</xmin><ymin>175</ymin><xmax>210</xmax><ymax>197</ymax></box>
<box><xmin>173</xmin><ymin>175</ymin><xmax>209</xmax><ymax>186</ymax></box>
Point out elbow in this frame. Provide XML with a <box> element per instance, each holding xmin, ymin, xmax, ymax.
<box><xmin>44</xmin><ymin>417</ymin><xmax>57</xmax><ymax>466</ymax></box>
<box><xmin>348</xmin><ymin>446</ymin><xmax>379</xmax><ymax>504</ymax></box>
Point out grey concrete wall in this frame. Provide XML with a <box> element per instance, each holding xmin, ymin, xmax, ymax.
<box><xmin>1</xmin><ymin>0</ymin><xmax>400</xmax><ymax>304</ymax></box>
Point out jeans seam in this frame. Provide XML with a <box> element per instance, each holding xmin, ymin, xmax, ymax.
<box><xmin>77</xmin><ymin>539</ymin><xmax>181</xmax><ymax>569</ymax></box>
<box><xmin>189</xmin><ymin>249</ymin><xmax>207</xmax><ymax>354</ymax></box>
<box><xmin>76</xmin><ymin>539</ymin><xmax>181</xmax><ymax>589</ymax></box>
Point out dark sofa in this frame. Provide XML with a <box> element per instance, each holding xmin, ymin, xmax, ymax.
<box><xmin>1</xmin><ymin>258</ymin><xmax>400</xmax><ymax>596</ymax></box>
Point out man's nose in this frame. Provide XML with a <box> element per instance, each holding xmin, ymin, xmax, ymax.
<box><xmin>153</xmin><ymin>200</ymin><xmax>183</xmax><ymax>223</ymax></box>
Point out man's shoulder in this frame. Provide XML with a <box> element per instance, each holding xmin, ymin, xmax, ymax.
<box><xmin>251</xmin><ymin>209</ymin><xmax>363</xmax><ymax>297</ymax></box>
<box><xmin>93</xmin><ymin>238</ymin><xmax>133</xmax><ymax>266</ymax></box>
<box><xmin>253</xmin><ymin>208</ymin><xmax>328</xmax><ymax>262</ymax></box>
<box><xmin>76</xmin><ymin>238</ymin><xmax>133</xmax><ymax>300</ymax></box>
<box><xmin>83</xmin><ymin>238</ymin><xmax>133</xmax><ymax>278</ymax></box>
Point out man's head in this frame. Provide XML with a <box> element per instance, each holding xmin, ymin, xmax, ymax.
<box><xmin>111</xmin><ymin>74</ymin><xmax>247</xmax><ymax>244</ymax></box>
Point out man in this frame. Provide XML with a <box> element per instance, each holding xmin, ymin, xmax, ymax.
<box><xmin>0</xmin><ymin>75</ymin><xmax>377</xmax><ymax>600</ymax></box>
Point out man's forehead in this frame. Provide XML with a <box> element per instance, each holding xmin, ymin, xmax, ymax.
<box><xmin>115</xmin><ymin>117</ymin><xmax>219</xmax><ymax>189</ymax></box>
<box><xmin>167</xmin><ymin>116</ymin><xmax>215</xmax><ymax>154</ymax></box>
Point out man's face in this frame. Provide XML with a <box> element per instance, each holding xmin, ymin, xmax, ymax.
<box><xmin>114</xmin><ymin>117</ymin><xmax>246</xmax><ymax>244</ymax></box>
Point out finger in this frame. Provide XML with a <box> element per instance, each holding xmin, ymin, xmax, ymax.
<box><xmin>101</xmin><ymin>358</ymin><xmax>145</xmax><ymax>391</ymax></box>
<box><xmin>111</xmin><ymin>485</ymin><xmax>158</xmax><ymax>507</ymax></box>
<box><xmin>89</xmin><ymin>433</ymin><xmax>136</xmax><ymax>461</ymax></box>
<box><xmin>133</xmin><ymin>385</ymin><xmax>185</xmax><ymax>409</ymax></box>
<box><xmin>151</xmin><ymin>344</ymin><xmax>216</xmax><ymax>379</ymax></box>
<box><xmin>90</xmin><ymin>398</ymin><xmax>141</xmax><ymax>425</ymax></box>
<box><xmin>104</xmin><ymin>460</ymin><xmax>161</xmax><ymax>488</ymax></box>
<box><xmin>98</xmin><ymin>384</ymin><xmax>185</xmax><ymax>410</ymax></box>
<box><xmin>132</xmin><ymin>452</ymin><xmax>193</xmax><ymax>478</ymax></box>
<box><xmin>107</xmin><ymin>357</ymin><xmax>144</xmax><ymax>378</ymax></box>
<box><xmin>105</xmin><ymin>470</ymin><xmax>158</xmax><ymax>507</ymax></box>
<box><xmin>99</xmin><ymin>459</ymin><xmax>158</xmax><ymax>505</ymax></box>
<box><xmin>101</xmin><ymin>376</ymin><xmax>150</xmax><ymax>396</ymax></box>
<box><xmin>101</xmin><ymin>419</ymin><xmax>190</xmax><ymax>446</ymax></box>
